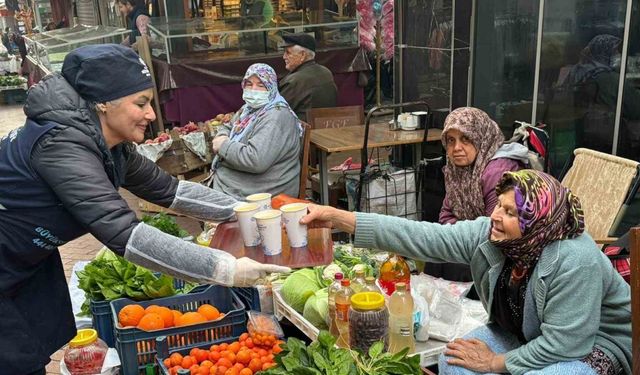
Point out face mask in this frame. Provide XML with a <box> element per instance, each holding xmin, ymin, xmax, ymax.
<box><xmin>243</xmin><ymin>89</ymin><xmax>270</xmax><ymax>108</ymax></box>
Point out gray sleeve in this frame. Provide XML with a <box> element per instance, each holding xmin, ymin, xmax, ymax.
<box><xmin>122</xmin><ymin>146</ymin><xmax>179</xmax><ymax>208</ymax></box>
<box><xmin>353</xmin><ymin>212</ymin><xmax>490</xmax><ymax>265</ymax></box>
<box><xmin>124</xmin><ymin>222</ymin><xmax>237</xmax><ymax>286</ymax></box>
<box><xmin>218</xmin><ymin>108</ymin><xmax>297</xmax><ymax>174</ymax></box>
<box><xmin>215</xmin><ymin>115</ymin><xmax>235</xmax><ymax>137</ymax></box>
<box><xmin>168</xmin><ymin>180</ymin><xmax>238</xmax><ymax>221</ymax></box>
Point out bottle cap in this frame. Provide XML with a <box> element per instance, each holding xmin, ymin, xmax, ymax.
<box><xmin>341</xmin><ymin>279</ymin><xmax>350</xmax><ymax>286</ymax></box>
<box><xmin>69</xmin><ymin>328</ymin><xmax>98</xmax><ymax>347</ymax></box>
<box><xmin>334</xmin><ymin>272</ymin><xmax>343</xmax><ymax>280</ymax></box>
<box><xmin>355</xmin><ymin>269</ymin><xmax>365</xmax><ymax>276</ymax></box>
<box><xmin>351</xmin><ymin>292</ymin><xmax>385</xmax><ymax>310</ymax></box>
<box><xmin>365</xmin><ymin>276</ymin><xmax>375</xmax><ymax>284</ymax></box>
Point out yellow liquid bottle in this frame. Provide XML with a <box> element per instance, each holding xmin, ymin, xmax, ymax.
<box><xmin>387</xmin><ymin>282</ymin><xmax>415</xmax><ymax>354</ymax></box>
<box><xmin>335</xmin><ymin>279</ymin><xmax>353</xmax><ymax>348</ymax></box>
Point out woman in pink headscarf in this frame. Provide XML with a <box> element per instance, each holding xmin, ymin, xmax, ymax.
<box><xmin>428</xmin><ymin>107</ymin><xmax>530</xmax><ymax>284</ymax></box>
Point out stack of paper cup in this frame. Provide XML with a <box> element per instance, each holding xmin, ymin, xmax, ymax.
<box><xmin>246</xmin><ymin>193</ymin><xmax>272</xmax><ymax>211</ymax></box>
<box><xmin>280</xmin><ymin>203</ymin><xmax>308</xmax><ymax>248</ymax></box>
<box><xmin>233</xmin><ymin>202</ymin><xmax>261</xmax><ymax>247</ymax></box>
<box><xmin>253</xmin><ymin>209</ymin><xmax>283</xmax><ymax>256</ymax></box>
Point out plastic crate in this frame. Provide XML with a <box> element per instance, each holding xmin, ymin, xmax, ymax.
<box><xmin>90</xmin><ymin>277</ymin><xmax>191</xmax><ymax>348</ymax></box>
<box><xmin>154</xmin><ymin>335</ymin><xmax>239</xmax><ymax>374</ymax></box>
<box><xmin>111</xmin><ymin>285</ymin><xmax>246</xmax><ymax>375</ymax></box>
<box><xmin>231</xmin><ymin>287</ymin><xmax>261</xmax><ymax>311</ymax></box>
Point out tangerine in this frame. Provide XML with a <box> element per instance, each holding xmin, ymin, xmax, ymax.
<box><xmin>176</xmin><ymin>312</ymin><xmax>207</xmax><ymax>327</ymax></box>
<box><xmin>146</xmin><ymin>305</ymin><xmax>174</xmax><ymax>327</ymax></box>
<box><xmin>118</xmin><ymin>304</ymin><xmax>145</xmax><ymax>327</ymax></box>
<box><xmin>197</xmin><ymin>304</ymin><xmax>221</xmax><ymax>320</ymax></box>
<box><xmin>137</xmin><ymin>313</ymin><xmax>165</xmax><ymax>331</ymax></box>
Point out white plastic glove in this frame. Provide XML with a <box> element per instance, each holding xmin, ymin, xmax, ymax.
<box><xmin>233</xmin><ymin>257</ymin><xmax>291</xmax><ymax>287</ymax></box>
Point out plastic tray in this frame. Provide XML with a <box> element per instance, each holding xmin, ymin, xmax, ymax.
<box><xmin>111</xmin><ymin>285</ymin><xmax>246</xmax><ymax>375</ymax></box>
<box><xmin>154</xmin><ymin>335</ymin><xmax>239</xmax><ymax>374</ymax></box>
<box><xmin>231</xmin><ymin>287</ymin><xmax>261</xmax><ymax>311</ymax></box>
<box><xmin>91</xmin><ymin>277</ymin><xmax>191</xmax><ymax>348</ymax></box>
<box><xmin>272</xmin><ymin>286</ymin><xmax>446</xmax><ymax>367</ymax></box>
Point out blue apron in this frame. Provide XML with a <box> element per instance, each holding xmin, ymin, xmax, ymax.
<box><xmin>0</xmin><ymin>120</ymin><xmax>87</xmax><ymax>373</ymax></box>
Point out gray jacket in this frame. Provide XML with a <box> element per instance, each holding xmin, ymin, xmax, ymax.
<box><xmin>213</xmin><ymin>105</ymin><xmax>301</xmax><ymax>200</ymax></box>
<box><xmin>354</xmin><ymin>213</ymin><xmax>632</xmax><ymax>375</ymax></box>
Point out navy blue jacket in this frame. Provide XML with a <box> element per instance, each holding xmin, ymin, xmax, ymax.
<box><xmin>0</xmin><ymin>73</ymin><xmax>178</xmax><ymax>372</ymax></box>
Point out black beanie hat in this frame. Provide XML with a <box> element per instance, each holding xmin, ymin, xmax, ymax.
<box><xmin>62</xmin><ymin>44</ymin><xmax>154</xmax><ymax>103</ymax></box>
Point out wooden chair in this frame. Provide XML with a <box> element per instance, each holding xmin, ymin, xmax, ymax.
<box><xmin>631</xmin><ymin>227</ymin><xmax>639</xmax><ymax>375</ymax></box>
<box><xmin>298</xmin><ymin>121</ymin><xmax>312</xmax><ymax>199</ymax></box>
<box><xmin>306</xmin><ymin>105</ymin><xmax>365</xmax><ymax>206</ymax></box>
<box><xmin>306</xmin><ymin>105</ymin><xmax>365</xmax><ymax>130</ymax></box>
<box><xmin>561</xmin><ymin>148</ymin><xmax>640</xmax><ymax>244</ymax></box>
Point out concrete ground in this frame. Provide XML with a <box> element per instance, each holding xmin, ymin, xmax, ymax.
<box><xmin>0</xmin><ymin>103</ymin><xmax>201</xmax><ymax>374</ymax></box>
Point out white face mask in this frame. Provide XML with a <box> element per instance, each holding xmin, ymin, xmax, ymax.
<box><xmin>243</xmin><ymin>89</ymin><xmax>270</xmax><ymax>108</ymax></box>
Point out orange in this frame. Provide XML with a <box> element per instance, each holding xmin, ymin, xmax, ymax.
<box><xmin>217</xmin><ymin>358</ymin><xmax>233</xmax><ymax>369</ymax></box>
<box><xmin>216</xmin><ymin>366</ymin><xmax>227</xmax><ymax>375</ymax></box>
<box><xmin>200</xmin><ymin>360</ymin><xmax>214</xmax><ymax>368</ymax></box>
<box><xmin>197</xmin><ymin>366</ymin><xmax>210</xmax><ymax>375</ymax></box>
<box><xmin>197</xmin><ymin>304</ymin><xmax>221</xmax><ymax>320</ymax></box>
<box><xmin>262</xmin><ymin>362</ymin><xmax>276</xmax><ymax>370</ymax></box>
<box><xmin>176</xmin><ymin>312</ymin><xmax>207</xmax><ymax>327</ymax></box>
<box><xmin>137</xmin><ymin>313</ymin><xmax>165</xmax><ymax>331</ymax></box>
<box><xmin>169</xmin><ymin>352</ymin><xmax>184</xmax><ymax>367</ymax></box>
<box><xmin>248</xmin><ymin>359</ymin><xmax>262</xmax><ymax>373</ymax></box>
<box><xmin>172</xmin><ymin>310</ymin><xmax>183</xmax><ymax>323</ymax></box>
<box><xmin>189</xmin><ymin>364</ymin><xmax>200</xmax><ymax>374</ymax></box>
<box><xmin>228</xmin><ymin>342</ymin><xmax>241</xmax><ymax>354</ymax></box>
<box><xmin>118</xmin><ymin>304</ymin><xmax>145</xmax><ymax>327</ymax></box>
<box><xmin>208</xmin><ymin>351</ymin><xmax>221</xmax><ymax>362</ymax></box>
<box><xmin>209</xmin><ymin>366</ymin><xmax>218</xmax><ymax>375</ymax></box>
<box><xmin>146</xmin><ymin>305</ymin><xmax>174</xmax><ymax>327</ymax></box>
<box><xmin>181</xmin><ymin>355</ymin><xmax>195</xmax><ymax>368</ymax></box>
<box><xmin>239</xmin><ymin>369</ymin><xmax>253</xmax><ymax>375</ymax></box>
<box><xmin>144</xmin><ymin>304</ymin><xmax>160</xmax><ymax>313</ymax></box>
<box><xmin>235</xmin><ymin>350</ymin><xmax>251</xmax><ymax>365</ymax></box>
<box><xmin>195</xmin><ymin>349</ymin><xmax>209</xmax><ymax>364</ymax></box>
<box><xmin>163</xmin><ymin>358</ymin><xmax>172</xmax><ymax>368</ymax></box>
<box><xmin>239</xmin><ymin>333</ymin><xmax>249</xmax><ymax>341</ymax></box>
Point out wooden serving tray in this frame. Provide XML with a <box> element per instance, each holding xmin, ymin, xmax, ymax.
<box><xmin>209</xmin><ymin>221</ymin><xmax>333</xmax><ymax>268</ymax></box>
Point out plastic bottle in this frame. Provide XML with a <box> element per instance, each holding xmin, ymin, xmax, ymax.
<box><xmin>63</xmin><ymin>329</ymin><xmax>108</xmax><ymax>375</ymax></box>
<box><xmin>364</xmin><ymin>276</ymin><xmax>383</xmax><ymax>294</ymax></box>
<box><xmin>351</xmin><ymin>269</ymin><xmax>367</xmax><ymax>293</ymax></box>
<box><xmin>387</xmin><ymin>282</ymin><xmax>415</xmax><ymax>354</ymax></box>
<box><xmin>328</xmin><ymin>272</ymin><xmax>344</xmax><ymax>337</ymax></box>
<box><xmin>334</xmin><ymin>279</ymin><xmax>353</xmax><ymax>348</ymax></box>
<box><xmin>378</xmin><ymin>253</ymin><xmax>411</xmax><ymax>296</ymax></box>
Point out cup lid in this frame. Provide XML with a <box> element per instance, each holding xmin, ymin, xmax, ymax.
<box><xmin>351</xmin><ymin>292</ymin><xmax>385</xmax><ymax>310</ymax></box>
<box><xmin>246</xmin><ymin>193</ymin><xmax>272</xmax><ymax>201</ymax></box>
<box><xmin>233</xmin><ymin>202</ymin><xmax>260</xmax><ymax>212</ymax></box>
<box><xmin>253</xmin><ymin>209</ymin><xmax>282</xmax><ymax>220</ymax></box>
<box><xmin>280</xmin><ymin>203</ymin><xmax>308</xmax><ymax>212</ymax></box>
<box><xmin>69</xmin><ymin>328</ymin><xmax>98</xmax><ymax>347</ymax></box>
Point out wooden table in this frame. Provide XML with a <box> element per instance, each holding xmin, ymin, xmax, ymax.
<box><xmin>210</xmin><ymin>221</ymin><xmax>333</xmax><ymax>268</ymax></box>
<box><xmin>310</xmin><ymin>123</ymin><xmax>443</xmax><ymax>205</ymax></box>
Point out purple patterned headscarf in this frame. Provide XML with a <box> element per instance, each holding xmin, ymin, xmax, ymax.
<box><xmin>230</xmin><ymin>63</ymin><xmax>301</xmax><ymax>140</ymax></box>
<box><xmin>442</xmin><ymin>107</ymin><xmax>505</xmax><ymax>220</ymax></box>
<box><xmin>491</xmin><ymin>170</ymin><xmax>585</xmax><ymax>284</ymax></box>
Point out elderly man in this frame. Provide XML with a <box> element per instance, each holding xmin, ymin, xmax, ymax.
<box><xmin>279</xmin><ymin>33</ymin><xmax>338</xmax><ymax>121</ymax></box>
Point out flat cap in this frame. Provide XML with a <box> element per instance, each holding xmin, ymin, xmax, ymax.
<box><xmin>282</xmin><ymin>33</ymin><xmax>316</xmax><ymax>52</ymax></box>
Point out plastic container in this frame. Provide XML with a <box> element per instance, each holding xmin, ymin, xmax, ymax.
<box><xmin>379</xmin><ymin>253</ymin><xmax>411</xmax><ymax>295</ymax></box>
<box><xmin>111</xmin><ymin>285</ymin><xmax>245</xmax><ymax>375</ymax></box>
<box><xmin>247</xmin><ymin>310</ymin><xmax>284</xmax><ymax>338</ymax></box>
<box><xmin>155</xmin><ymin>336</ymin><xmax>238</xmax><ymax>375</ymax></box>
<box><xmin>349</xmin><ymin>292</ymin><xmax>389</xmax><ymax>353</ymax></box>
<box><xmin>388</xmin><ymin>282</ymin><xmax>416</xmax><ymax>354</ymax></box>
<box><xmin>91</xmin><ymin>277</ymin><xmax>190</xmax><ymax>348</ymax></box>
<box><xmin>335</xmin><ymin>279</ymin><xmax>353</xmax><ymax>348</ymax></box>
<box><xmin>64</xmin><ymin>329</ymin><xmax>108</xmax><ymax>375</ymax></box>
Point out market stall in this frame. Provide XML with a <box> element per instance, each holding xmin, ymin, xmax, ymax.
<box><xmin>22</xmin><ymin>24</ymin><xmax>128</xmax><ymax>83</ymax></box>
<box><xmin>146</xmin><ymin>14</ymin><xmax>369</xmax><ymax>124</ymax></box>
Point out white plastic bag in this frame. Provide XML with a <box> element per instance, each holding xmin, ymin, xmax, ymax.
<box><xmin>180</xmin><ymin>131</ymin><xmax>208</xmax><ymax>161</ymax></box>
<box><xmin>428</xmin><ymin>288</ymin><xmax>463</xmax><ymax>342</ymax></box>
<box><xmin>412</xmin><ymin>290</ymin><xmax>430</xmax><ymax>342</ymax></box>
<box><xmin>69</xmin><ymin>261</ymin><xmax>93</xmax><ymax>329</ymax></box>
<box><xmin>135</xmin><ymin>139</ymin><xmax>173</xmax><ymax>162</ymax></box>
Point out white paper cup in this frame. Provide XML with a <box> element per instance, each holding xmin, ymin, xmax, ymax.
<box><xmin>246</xmin><ymin>193</ymin><xmax>272</xmax><ymax>211</ymax></box>
<box><xmin>280</xmin><ymin>203</ymin><xmax>308</xmax><ymax>248</ymax></box>
<box><xmin>233</xmin><ymin>202</ymin><xmax>261</xmax><ymax>247</ymax></box>
<box><xmin>402</xmin><ymin>114</ymin><xmax>418</xmax><ymax>130</ymax></box>
<box><xmin>253</xmin><ymin>209</ymin><xmax>283</xmax><ymax>256</ymax></box>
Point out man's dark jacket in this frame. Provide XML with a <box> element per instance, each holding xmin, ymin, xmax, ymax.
<box><xmin>279</xmin><ymin>60</ymin><xmax>338</xmax><ymax>121</ymax></box>
<box><xmin>0</xmin><ymin>73</ymin><xmax>178</xmax><ymax>373</ymax></box>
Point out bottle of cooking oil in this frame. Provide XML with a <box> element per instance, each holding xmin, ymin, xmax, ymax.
<box><xmin>335</xmin><ymin>279</ymin><xmax>353</xmax><ymax>348</ymax></box>
<box><xmin>328</xmin><ymin>272</ymin><xmax>344</xmax><ymax>337</ymax></box>
<box><xmin>387</xmin><ymin>282</ymin><xmax>415</xmax><ymax>354</ymax></box>
<box><xmin>379</xmin><ymin>253</ymin><xmax>411</xmax><ymax>295</ymax></box>
<box><xmin>364</xmin><ymin>276</ymin><xmax>383</xmax><ymax>294</ymax></box>
<box><xmin>351</xmin><ymin>269</ymin><xmax>367</xmax><ymax>293</ymax></box>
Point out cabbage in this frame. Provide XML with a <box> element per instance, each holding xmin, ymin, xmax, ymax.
<box><xmin>303</xmin><ymin>288</ymin><xmax>329</xmax><ymax>330</ymax></box>
<box><xmin>281</xmin><ymin>268</ymin><xmax>323</xmax><ymax>312</ymax></box>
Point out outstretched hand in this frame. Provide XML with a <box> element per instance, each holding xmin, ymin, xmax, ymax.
<box><xmin>300</xmin><ymin>204</ymin><xmax>356</xmax><ymax>234</ymax></box>
<box><xmin>445</xmin><ymin>338</ymin><xmax>505</xmax><ymax>373</ymax></box>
